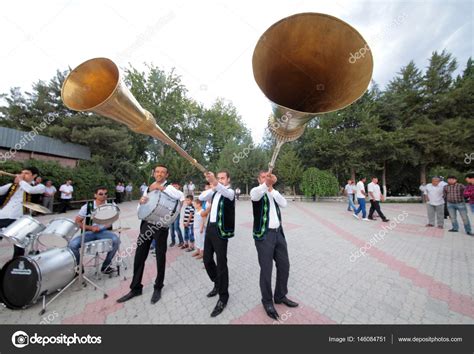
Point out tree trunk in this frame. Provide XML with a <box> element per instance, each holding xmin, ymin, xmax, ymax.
<box><xmin>350</xmin><ymin>167</ymin><xmax>356</xmax><ymax>182</ymax></box>
<box><xmin>292</xmin><ymin>185</ymin><xmax>296</xmax><ymax>197</ymax></box>
<box><xmin>420</xmin><ymin>164</ymin><xmax>427</xmax><ymax>185</ymax></box>
<box><xmin>245</xmin><ymin>183</ymin><xmax>248</xmax><ymax>195</ymax></box>
<box><xmin>382</xmin><ymin>160</ymin><xmax>387</xmax><ymax>198</ymax></box>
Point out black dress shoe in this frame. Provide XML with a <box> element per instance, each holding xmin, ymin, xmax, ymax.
<box><xmin>210</xmin><ymin>300</ymin><xmax>227</xmax><ymax>317</ymax></box>
<box><xmin>117</xmin><ymin>290</ymin><xmax>142</xmax><ymax>303</ymax></box>
<box><xmin>207</xmin><ymin>286</ymin><xmax>218</xmax><ymax>297</ymax></box>
<box><xmin>448</xmin><ymin>229</ymin><xmax>458</xmax><ymax>232</ymax></box>
<box><xmin>264</xmin><ymin>304</ymin><xmax>279</xmax><ymax>320</ymax></box>
<box><xmin>169</xmin><ymin>242</ymin><xmax>176</xmax><ymax>247</ymax></box>
<box><xmin>151</xmin><ymin>289</ymin><xmax>162</xmax><ymax>304</ymax></box>
<box><xmin>275</xmin><ymin>297</ymin><xmax>299</xmax><ymax>307</ymax></box>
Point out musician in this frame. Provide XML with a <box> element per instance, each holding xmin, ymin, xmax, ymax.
<box><xmin>198</xmin><ymin>170</ymin><xmax>235</xmax><ymax>317</ymax></box>
<box><xmin>117</xmin><ymin>165</ymin><xmax>182</xmax><ymax>304</ymax></box>
<box><xmin>250</xmin><ymin>171</ymin><xmax>298</xmax><ymax>320</ymax></box>
<box><xmin>0</xmin><ymin>167</ymin><xmax>45</xmax><ymax>258</ymax></box>
<box><xmin>68</xmin><ymin>186</ymin><xmax>120</xmax><ymax>274</ymax></box>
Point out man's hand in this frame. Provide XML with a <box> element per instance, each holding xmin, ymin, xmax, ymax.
<box><xmin>205</xmin><ymin>172</ymin><xmax>217</xmax><ymax>187</ymax></box>
<box><xmin>91</xmin><ymin>226</ymin><xmax>101</xmax><ymax>233</ymax></box>
<box><xmin>139</xmin><ymin>196</ymin><xmax>149</xmax><ymax>205</ymax></box>
<box><xmin>149</xmin><ymin>182</ymin><xmax>165</xmax><ymax>192</ymax></box>
<box><xmin>14</xmin><ymin>174</ymin><xmax>22</xmax><ymax>184</ymax></box>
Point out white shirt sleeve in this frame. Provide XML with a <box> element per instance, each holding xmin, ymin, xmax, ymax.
<box><xmin>368</xmin><ymin>183</ymin><xmax>374</xmax><ymax>193</ymax></box>
<box><xmin>271</xmin><ymin>189</ymin><xmax>287</xmax><ymax>208</ymax></box>
<box><xmin>78</xmin><ymin>204</ymin><xmax>88</xmax><ymax>218</ymax></box>
<box><xmin>199</xmin><ymin>188</ymin><xmax>214</xmax><ymax>202</ymax></box>
<box><xmin>250</xmin><ymin>183</ymin><xmax>268</xmax><ymax>201</ymax></box>
<box><xmin>0</xmin><ymin>183</ymin><xmax>12</xmax><ymax>196</ymax></box>
<box><xmin>20</xmin><ymin>180</ymin><xmax>46</xmax><ymax>194</ymax></box>
<box><xmin>215</xmin><ymin>183</ymin><xmax>234</xmax><ymax>201</ymax></box>
<box><xmin>164</xmin><ymin>185</ymin><xmax>183</xmax><ymax>201</ymax></box>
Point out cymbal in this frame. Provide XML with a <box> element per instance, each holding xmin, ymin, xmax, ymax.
<box><xmin>112</xmin><ymin>227</ymin><xmax>131</xmax><ymax>232</ymax></box>
<box><xmin>23</xmin><ymin>202</ymin><xmax>52</xmax><ymax>214</ymax></box>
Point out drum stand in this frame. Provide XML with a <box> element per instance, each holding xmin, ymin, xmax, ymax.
<box><xmin>39</xmin><ymin>215</ymin><xmax>108</xmax><ymax>315</ymax></box>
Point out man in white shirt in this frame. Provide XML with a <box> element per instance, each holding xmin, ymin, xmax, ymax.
<box><xmin>424</xmin><ymin>176</ymin><xmax>445</xmax><ymax>228</ymax></box>
<box><xmin>353</xmin><ymin>177</ymin><xmax>369</xmax><ymax>221</ymax></box>
<box><xmin>117</xmin><ymin>165</ymin><xmax>183</xmax><ymax>305</ymax></box>
<box><xmin>42</xmin><ymin>180</ymin><xmax>57</xmax><ymax>212</ymax></box>
<box><xmin>0</xmin><ymin>166</ymin><xmax>45</xmax><ymax>258</ymax></box>
<box><xmin>125</xmin><ymin>183</ymin><xmax>133</xmax><ymax>201</ymax></box>
<box><xmin>59</xmin><ymin>179</ymin><xmax>73</xmax><ymax>213</ymax></box>
<box><xmin>344</xmin><ymin>179</ymin><xmax>356</xmax><ymax>212</ymax></box>
<box><xmin>188</xmin><ymin>181</ymin><xmax>195</xmax><ymax>196</ymax></box>
<box><xmin>68</xmin><ymin>186</ymin><xmax>120</xmax><ymax>274</ymax></box>
<box><xmin>140</xmin><ymin>182</ymin><xmax>148</xmax><ymax>196</ymax></box>
<box><xmin>199</xmin><ymin>170</ymin><xmax>235</xmax><ymax>317</ymax></box>
<box><xmin>367</xmin><ymin>177</ymin><xmax>389</xmax><ymax>222</ymax></box>
<box><xmin>250</xmin><ymin>171</ymin><xmax>298</xmax><ymax>320</ymax></box>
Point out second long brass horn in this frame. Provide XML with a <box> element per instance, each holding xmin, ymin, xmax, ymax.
<box><xmin>61</xmin><ymin>58</ymin><xmax>206</xmax><ymax>173</ymax></box>
<box><xmin>253</xmin><ymin>13</ymin><xmax>373</xmax><ymax>171</ymax></box>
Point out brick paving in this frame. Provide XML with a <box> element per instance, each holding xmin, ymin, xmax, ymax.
<box><xmin>0</xmin><ymin>200</ymin><xmax>473</xmax><ymax>324</ymax></box>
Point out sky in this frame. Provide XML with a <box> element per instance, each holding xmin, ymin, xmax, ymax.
<box><xmin>0</xmin><ymin>0</ymin><xmax>472</xmax><ymax>142</ymax></box>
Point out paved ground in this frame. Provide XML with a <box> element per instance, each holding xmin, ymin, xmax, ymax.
<box><xmin>0</xmin><ymin>200</ymin><xmax>473</xmax><ymax>325</ymax></box>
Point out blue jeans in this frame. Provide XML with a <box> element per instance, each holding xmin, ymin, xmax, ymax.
<box><xmin>470</xmin><ymin>203</ymin><xmax>474</xmax><ymax>214</ymax></box>
<box><xmin>169</xmin><ymin>215</ymin><xmax>183</xmax><ymax>243</ymax></box>
<box><xmin>184</xmin><ymin>226</ymin><xmax>195</xmax><ymax>243</ymax></box>
<box><xmin>354</xmin><ymin>198</ymin><xmax>367</xmax><ymax>218</ymax></box>
<box><xmin>347</xmin><ymin>194</ymin><xmax>356</xmax><ymax>211</ymax></box>
<box><xmin>447</xmin><ymin>202</ymin><xmax>472</xmax><ymax>233</ymax></box>
<box><xmin>68</xmin><ymin>230</ymin><xmax>120</xmax><ymax>270</ymax></box>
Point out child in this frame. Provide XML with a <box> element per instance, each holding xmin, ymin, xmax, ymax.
<box><xmin>192</xmin><ymin>199</ymin><xmax>211</xmax><ymax>259</ymax></box>
<box><xmin>182</xmin><ymin>195</ymin><xmax>195</xmax><ymax>251</ymax></box>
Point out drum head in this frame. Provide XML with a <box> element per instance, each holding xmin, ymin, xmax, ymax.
<box><xmin>0</xmin><ymin>257</ymin><xmax>39</xmax><ymax>309</ymax></box>
<box><xmin>38</xmin><ymin>235</ymin><xmax>68</xmax><ymax>248</ymax></box>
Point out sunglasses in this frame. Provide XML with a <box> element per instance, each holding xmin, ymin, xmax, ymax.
<box><xmin>97</xmin><ymin>192</ymin><xmax>108</xmax><ymax>196</ymax></box>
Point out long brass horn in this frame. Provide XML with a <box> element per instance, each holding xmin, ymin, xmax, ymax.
<box><xmin>253</xmin><ymin>13</ymin><xmax>373</xmax><ymax>171</ymax></box>
<box><xmin>61</xmin><ymin>58</ymin><xmax>206</xmax><ymax>173</ymax></box>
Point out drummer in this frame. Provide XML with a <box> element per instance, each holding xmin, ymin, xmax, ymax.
<box><xmin>0</xmin><ymin>167</ymin><xmax>45</xmax><ymax>258</ymax></box>
<box><xmin>68</xmin><ymin>186</ymin><xmax>120</xmax><ymax>274</ymax></box>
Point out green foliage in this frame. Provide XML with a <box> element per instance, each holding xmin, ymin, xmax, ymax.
<box><xmin>300</xmin><ymin>168</ymin><xmax>339</xmax><ymax>198</ymax></box>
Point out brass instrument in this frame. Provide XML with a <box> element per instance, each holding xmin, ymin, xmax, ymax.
<box><xmin>252</xmin><ymin>13</ymin><xmax>373</xmax><ymax>171</ymax></box>
<box><xmin>61</xmin><ymin>58</ymin><xmax>206</xmax><ymax>173</ymax></box>
<box><xmin>0</xmin><ymin>170</ymin><xmax>16</xmax><ymax>177</ymax></box>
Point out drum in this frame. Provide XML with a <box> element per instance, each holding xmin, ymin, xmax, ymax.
<box><xmin>92</xmin><ymin>203</ymin><xmax>120</xmax><ymax>225</ymax></box>
<box><xmin>37</xmin><ymin>218</ymin><xmax>79</xmax><ymax>248</ymax></box>
<box><xmin>0</xmin><ymin>216</ymin><xmax>45</xmax><ymax>248</ymax></box>
<box><xmin>84</xmin><ymin>239</ymin><xmax>113</xmax><ymax>255</ymax></box>
<box><xmin>0</xmin><ymin>247</ymin><xmax>76</xmax><ymax>309</ymax></box>
<box><xmin>138</xmin><ymin>190</ymin><xmax>181</xmax><ymax>227</ymax></box>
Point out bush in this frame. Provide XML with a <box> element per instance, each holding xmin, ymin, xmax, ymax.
<box><xmin>0</xmin><ymin>159</ymin><xmax>113</xmax><ymax>201</ymax></box>
<box><xmin>300</xmin><ymin>167</ymin><xmax>339</xmax><ymax>198</ymax></box>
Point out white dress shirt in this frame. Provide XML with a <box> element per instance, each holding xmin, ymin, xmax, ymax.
<box><xmin>424</xmin><ymin>183</ymin><xmax>445</xmax><ymax>206</ymax></box>
<box><xmin>250</xmin><ymin>183</ymin><xmax>287</xmax><ymax>228</ymax></box>
<box><xmin>141</xmin><ymin>181</ymin><xmax>183</xmax><ymax>201</ymax></box>
<box><xmin>0</xmin><ymin>181</ymin><xmax>46</xmax><ymax>219</ymax></box>
<box><xmin>199</xmin><ymin>183</ymin><xmax>235</xmax><ymax>223</ymax></box>
<box><xmin>367</xmin><ymin>182</ymin><xmax>382</xmax><ymax>201</ymax></box>
<box><xmin>59</xmin><ymin>184</ymin><xmax>73</xmax><ymax>199</ymax></box>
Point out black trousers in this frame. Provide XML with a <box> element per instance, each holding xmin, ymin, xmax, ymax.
<box><xmin>368</xmin><ymin>200</ymin><xmax>387</xmax><ymax>220</ymax></box>
<box><xmin>255</xmin><ymin>228</ymin><xmax>290</xmax><ymax>305</ymax></box>
<box><xmin>203</xmin><ymin>223</ymin><xmax>229</xmax><ymax>302</ymax></box>
<box><xmin>130</xmin><ymin>221</ymin><xmax>168</xmax><ymax>292</ymax></box>
<box><xmin>59</xmin><ymin>198</ymin><xmax>71</xmax><ymax>213</ymax></box>
<box><xmin>0</xmin><ymin>218</ymin><xmax>24</xmax><ymax>258</ymax></box>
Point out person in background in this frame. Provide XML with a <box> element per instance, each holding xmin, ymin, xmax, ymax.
<box><xmin>367</xmin><ymin>177</ymin><xmax>389</xmax><ymax>222</ymax></box>
<box><xmin>443</xmin><ymin>176</ymin><xmax>472</xmax><ymax>236</ymax></box>
<box><xmin>423</xmin><ymin>177</ymin><xmax>445</xmax><ymax>228</ymax></box>
<box><xmin>181</xmin><ymin>195</ymin><xmax>195</xmax><ymax>251</ymax></box>
<box><xmin>353</xmin><ymin>177</ymin><xmax>369</xmax><ymax>221</ymax></box>
<box><xmin>344</xmin><ymin>179</ymin><xmax>356</xmax><ymax>212</ymax></box>
<box><xmin>463</xmin><ymin>172</ymin><xmax>474</xmax><ymax>214</ymax></box>
<box><xmin>42</xmin><ymin>180</ymin><xmax>57</xmax><ymax>212</ymax></box>
<box><xmin>125</xmin><ymin>182</ymin><xmax>133</xmax><ymax>201</ymax></box>
<box><xmin>192</xmin><ymin>198</ymin><xmax>211</xmax><ymax>260</ymax></box>
<box><xmin>169</xmin><ymin>183</ymin><xmax>185</xmax><ymax>248</ymax></box>
<box><xmin>59</xmin><ymin>179</ymin><xmax>73</xmax><ymax>213</ymax></box>
<box><xmin>439</xmin><ymin>177</ymin><xmax>449</xmax><ymax>219</ymax></box>
<box><xmin>235</xmin><ymin>187</ymin><xmax>241</xmax><ymax>201</ymax></box>
<box><xmin>188</xmin><ymin>181</ymin><xmax>195</xmax><ymax>196</ymax></box>
<box><xmin>140</xmin><ymin>182</ymin><xmax>148</xmax><ymax>196</ymax></box>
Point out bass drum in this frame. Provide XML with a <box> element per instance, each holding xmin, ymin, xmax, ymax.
<box><xmin>0</xmin><ymin>247</ymin><xmax>76</xmax><ymax>309</ymax></box>
<box><xmin>137</xmin><ymin>190</ymin><xmax>181</xmax><ymax>227</ymax></box>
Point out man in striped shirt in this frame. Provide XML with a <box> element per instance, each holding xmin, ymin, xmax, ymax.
<box><xmin>181</xmin><ymin>195</ymin><xmax>195</xmax><ymax>250</ymax></box>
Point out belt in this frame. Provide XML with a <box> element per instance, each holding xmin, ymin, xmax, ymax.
<box><xmin>268</xmin><ymin>226</ymin><xmax>282</xmax><ymax>232</ymax></box>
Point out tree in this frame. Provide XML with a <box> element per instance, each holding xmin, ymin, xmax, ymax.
<box><xmin>273</xmin><ymin>147</ymin><xmax>303</xmax><ymax>195</ymax></box>
<box><xmin>300</xmin><ymin>168</ymin><xmax>339</xmax><ymax>199</ymax></box>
